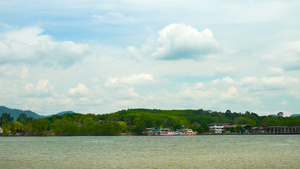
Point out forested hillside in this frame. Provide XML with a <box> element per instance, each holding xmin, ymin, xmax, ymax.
<box><xmin>0</xmin><ymin>106</ymin><xmax>40</xmax><ymax>120</ymax></box>
<box><xmin>1</xmin><ymin>108</ymin><xmax>299</xmax><ymax>136</ymax></box>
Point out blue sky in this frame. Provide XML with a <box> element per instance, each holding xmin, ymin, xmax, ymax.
<box><xmin>0</xmin><ymin>0</ymin><xmax>299</xmax><ymax>116</ymax></box>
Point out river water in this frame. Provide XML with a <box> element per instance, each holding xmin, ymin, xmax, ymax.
<box><xmin>0</xmin><ymin>135</ymin><xmax>299</xmax><ymax>169</ymax></box>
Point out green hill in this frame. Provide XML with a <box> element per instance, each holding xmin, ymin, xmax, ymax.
<box><xmin>0</xmin><ymin>106</ymin><xmax>41</xmax><ymax>121</ymax></box>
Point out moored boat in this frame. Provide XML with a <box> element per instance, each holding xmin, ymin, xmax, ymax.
<box><xmin>157</xmin><ymin>128</ymin><xmax>180</xmax><ymax>136</ymax></box>
<box><xmin>178</xmin><ymin>129</ymin><xmax>197</xmax><ymax>135</ymax></box>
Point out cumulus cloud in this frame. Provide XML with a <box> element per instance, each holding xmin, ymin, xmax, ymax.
<box><xmin>0</xmin><ymin>26</ymin><xmax>90</xmax><ymax>67</ymax></box>
<box><xmin>120</xmin><ymin>74</ymin><xmax>154</xmax><ymax>85</ymax></box>
<box><xmin>105</xmin><ymin>74</ymin><xmax>154</xmax><ymax>87</ymax></box>
<box><xmin>24</xmin><ymin>79</ymin><xmax>54</xmax><ymax>97</ymax></box>
<box><xmin>68</xmin><ymin>84</ymin><xmax>90</xmax><ymax>97</ymax></box>
<box><xmin>221</xmin><ymin>87</ymin><xmax>239</xmax><ymax>99</ymax></box>
<box><xmin>261</xmin><ymin>76</ymin><xmax>298</xmax><ymax>88</ymax></box>
<box><xmin>241</xmin><ymin>76</ymin><xmax>260</xmax><ymax>85</ymax></box>
<box><xmin>119</xmin><ymin>87</ymin><xmax>139</xmax><ymax>98</ymax></box>
<box><xmin>152</xmin><ymin>23</ymin><xmax>221</xmax><ymax>60</ymax></box>
<box><xmin>212</xmin><ymin>76</ymin><xmax>235</xmax><ymax>85</ymax></box>
<box><xmin>179</xmin><ymin>84</ymin><xmax>209</xmax><ymax>99</ymax></box>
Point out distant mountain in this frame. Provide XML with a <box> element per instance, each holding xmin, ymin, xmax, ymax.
<box><xmin>290</xmin><ymin>114</ymin><xmax>300</xmax><ymax>117</ymax></box>
<box><xmin>56</xmin><ymin>111</ymin><xmax>75</xmax><ymax>115</ymax></box>
<box><xmin>0</xmin><ymin>106</ymin><xmax>41</xmax><ymax>121</ymax></box>
<box><xmin>269</xmin><ymin>114</ymin><xmax>278</xmax><ymax>117</ymax></box>
<box><xmin>42</xmin><ymin>111</ymin><xmax>76</xmax><ymax>117</ymax></box>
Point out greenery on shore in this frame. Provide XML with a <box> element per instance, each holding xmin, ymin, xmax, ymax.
<box><xmin>1</xmin><ymin>109</ymin><xmax>300</xmax><ymax>136</ymax></box>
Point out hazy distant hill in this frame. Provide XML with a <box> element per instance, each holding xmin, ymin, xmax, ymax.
<box><xmin>268</xmin><ymin>114</ymin><xmax>278</xmax><ymax>117</ymax></box>
<box><xmin>43</xmin><ymin>111</ymin><xmax>76</xmax><ymax>117</ymax></box>
<box><xmin>56</xmin><ymin>111</ymin><xmax>75</xmax><ymax>115</ymax></box>
<box><xmin>0</xmin><ymin>106</ymin><xmax>41</xmax><ymax>120</ymax></box>
<box><xmin>290</xmin><ymin>114</ymin><xmax>300</xmax><ymax>117</ymax></box>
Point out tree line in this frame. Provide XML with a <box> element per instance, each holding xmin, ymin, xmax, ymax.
<box><xmin>0</xmin><ymin>109</ymin><xmax>299</xmax><ymax>136</ymax></box>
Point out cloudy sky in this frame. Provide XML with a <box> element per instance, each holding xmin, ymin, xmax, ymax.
<box><xmin>0</xmin><ymin>0</ymin><xmax>299</xmax><ymax>116</ymax></box>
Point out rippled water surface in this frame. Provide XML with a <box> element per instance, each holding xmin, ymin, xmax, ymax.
<box><xmin>1</xmin><ymin>135</ymin><xmax>299</xmax><ymax>169</ymax></box>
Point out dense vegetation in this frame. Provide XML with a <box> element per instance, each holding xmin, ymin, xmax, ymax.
<box><xmin>1</xmin><ymin>109</ymin><xmax>300</xmax><ymax>136</ymax></box>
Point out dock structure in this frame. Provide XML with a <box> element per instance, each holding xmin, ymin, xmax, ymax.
<box><xmin>268</xmin><ymin>126</ymin><xmax>300</xmax><ymax>134</ymax></box>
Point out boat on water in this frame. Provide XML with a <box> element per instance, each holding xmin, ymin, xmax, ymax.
<box><xmin>157</xmin><ymin>128</ymin><xmax>180</xmax><ymax>136</ymax></box>
<box><xmin>177</xmin><ymin>129</ymin><xmax>197</xmax><ymax>135</ymax></box>
<box><xmin>145</xmin><ymin>128</ymin><xmax>196</xmax><ymax>136</ymax></box>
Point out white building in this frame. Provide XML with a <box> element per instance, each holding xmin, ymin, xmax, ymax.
<box><xmin>208</xmin><ymin>123</ymin><xmax>225</xmax><ymax>133</ymax></box>
<box><xmin>0</xmin><ymin>127</ymin><xmax>3</xmax><ymax>134</ymax></box>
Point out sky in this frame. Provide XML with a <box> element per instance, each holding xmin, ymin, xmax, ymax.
<box><xmin>0</xmin><ymin>0</ymin><xmax>300</xmax><ymax>116</ymax></box>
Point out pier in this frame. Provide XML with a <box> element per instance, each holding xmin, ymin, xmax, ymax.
<box><xmin>268</xmin><ymin>126</ymin><xmax>300</xmax><ymax>134</ymax></box>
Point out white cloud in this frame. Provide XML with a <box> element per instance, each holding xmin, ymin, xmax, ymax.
<box><xmin>179</xmin><ymin>82</ymin><xmax>209</xmax><ymax>99</ymax></box>
<box><xmin>152</xmin><ymin>23</ymin><xmax>221</xmax><ymax>60</ymax></box>
<box><xmin>105</xmin><ymin>73</ymin><xmax>154</xmax><ymax>87</ymax></box>
<box><xmin>120</xmin><ymin>74</ymin><xmax>154</xmax><ymax>85</ymax></box>
<box><xmin>261</xmin><ymin>76</ymin><xmax>298</xmax><ymax>88</ymax></box>
<box><xmin>0</xmin><ymin>26</ymin><xmax>90</xmax><ymax>67</ymax></box>
<box><xmin>115</xmin><ymin>100</ymin><xmax>134</xmax><ymax>107</ymax></box>
<box><xmin>68</xmin><ymin>84</ymin><xmax>90</xmax><ymax>97</ymax></box>
<box><xmin>127</xmin><ymin>46</ymin><xmax>143</xmax><ymax>61</ymax></box>
<box><xmin>1</xmin><ymin>1</ymin><xmax>300</xmax><ymax>116</ymax></box>
<box><xmin>119</xmin><ymin>87</ymin><xmax>139</xmax><ymax>98</ymax></box>
<box><xmin>241</xmin><ymin>76</ymin><xmax>260</xmax><ymax>85</ymax></box>
<box><xmin>268</xmin><ymin>67</ymin><xmax>284</xmax><ymax>75</ymax></box>
<box><xmin>280</xmin><ymin>41</ymin><xmax>300</xmax><ymax>71</ymax></box>
<box><xmin>279</xmin><ymin>100</ymin><xmax>288</xmax><ymax>105</ymax></box>
<box><xmin>104</xmin><ymin>77</ymin><xmax>119</xmax><ymax>87</ymax></box>
<box><xmin>212</xmin><ymin>76</ymin><xmax>235</xmax><ymax>85</ymax></box>
<box><xmin>263</xmin><ymin>41</ymin><xmax>300</xmax><ymax>71</ymax></box>
<box><xmin>93</xmin><ymin>12</ymin><xmax>135</xmax><ymax>24</ymax></box>
<box><xmin>215</xmin><ymin>66</ymin><xmax>238</xmax><ymax>74</ymax></box>
<box><xmin>24</xmin><ymin>79</ymin><xmax>54</xmax><ymax>97</ymax></box>
<box><xmin>37</xmin><ymin>79</ymin><xmax>53</xmax><ymax>95</ymax></box>
<box><xmin>221</xmin><ymin>87</ymin><xmax>239</xmax><ymax>99</ymax></box>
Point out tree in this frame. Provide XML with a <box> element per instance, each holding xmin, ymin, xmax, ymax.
<box><xmin>1</xmin><ymin>113</ymin><xmax>14</xmax><ymax>124</ymax></box>
<box><xmin>196</xmin><ymin>126</ymin><xmax>204</xmax><ymax>134</ymax></box>
<box><xmin>235</xmin><ymin>125</ymin><xmax>245</xmax><ymax>134</ymax></box>
<box><xmin>13</xmin><ymin>121</ymin><xmax>24</xmax><ymax>134</ymax></box>
<box><xmin>172</xmin><ymin>122</ymin><xmax>182</xmax><ymax>131</ymax></box>
<box><xmin>188</xmin><ymin>122</ymin><xmax>199</xmax><ymax>131</ymax></box>
<box><xmin>133</xmin><ymin>117</ymin><xmax>146</xmax><ymax>135</ymax></box>
<box><xmin>32</xmin><ymin>118</ymin><xmax>51</xmax><ymax>135</ymax></box>
<box><xmin>277</xmin><ymin>112</ymin><xmax>284</xmax><ymax>117</ymax></box>
<box><xmin>117</xmin><ymin>121</ymin><xmax>127</xmax><ymax>133</ymax></box>
<box><xmin>234</xmin><ymin>117</ymin><xmax>256</xmax><ymax>126</ymax></box>
<box><xmin>17</xmin><ymin>113</ymin><xmax>27</xmax><ymax>124</ymax></box>
<box><xmin>25</xmin><ymin>117</ymin><xmax>35</xmax><ymax>124</ymax></box>
<box><xmin>1</xmin><ymin>123</ymin><xmax>11</xmax><ymax>135</ymax></box>
<box><xmin>229</xmin><ymin>126</ymin><xmax>235</xmax><ymax>133</ymax></box>
<box><xmin>53</xmin><ymin>118</ymin><xmax>78</xmax><ymax>136</ymax></box>
<box><xmin>225</xmin><ymin>110</ymin><xmax>232</xmax><ymax>114</ymax></box>
<box><xmin>200</xmin><ymin>121</ymin><xmax>209</xmax><ymax>132</ymax></box>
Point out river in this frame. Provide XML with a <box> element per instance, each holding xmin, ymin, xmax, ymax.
<box><xmin>0</xmin><ymin>135</ymin><xmax>299</xmax><ymax>169</ymax></box>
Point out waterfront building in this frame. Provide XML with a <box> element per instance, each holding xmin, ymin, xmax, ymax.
<box><xmin>208</xmin><ymin>123</ymin><xmax>252</xmax><ymax>133</ymax></box>
<box><xmin>208</xmin><ymin>123</ymin><xmax>225</xmax><ymax>133</ymax></box>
